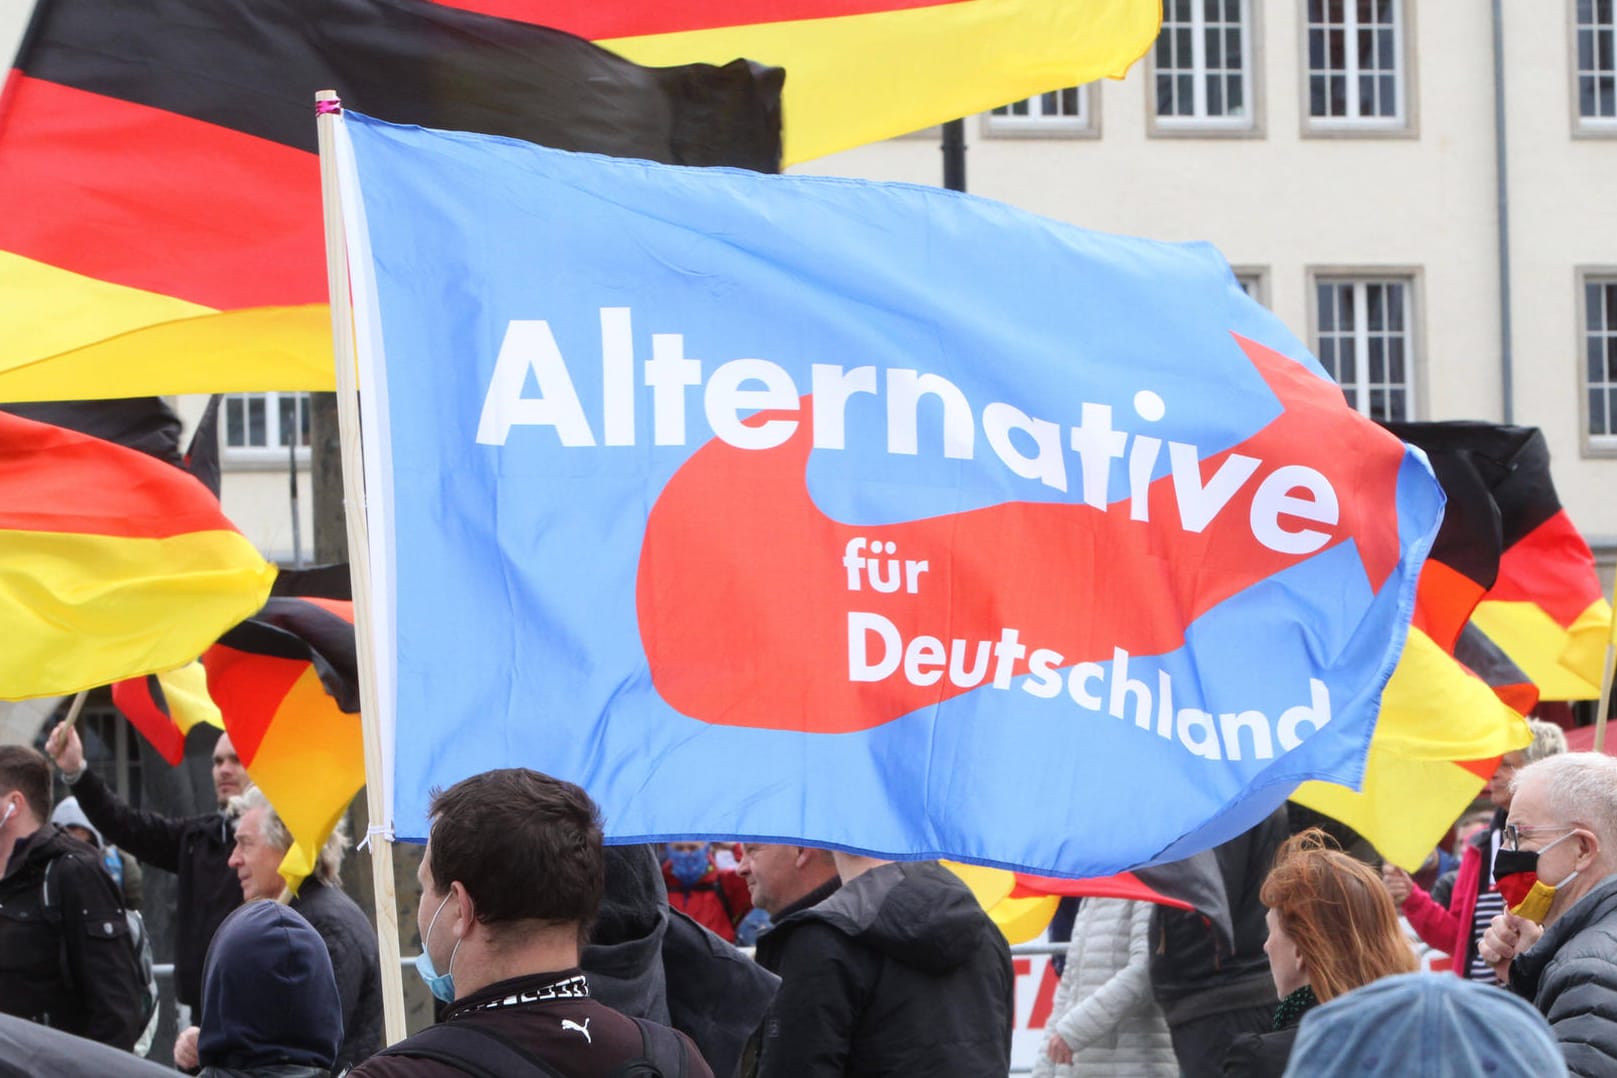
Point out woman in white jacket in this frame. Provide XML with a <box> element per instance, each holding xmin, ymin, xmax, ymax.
<box><xmin>1034</xmin><ymin>897</ymin><xmax>1178</xmax><ymax>1077</ymax></box>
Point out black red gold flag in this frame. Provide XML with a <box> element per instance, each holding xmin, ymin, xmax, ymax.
<box><xmin>0</xmin><ymin>0</ymin><xmax>783</xmax><ymax>401</ymax></box>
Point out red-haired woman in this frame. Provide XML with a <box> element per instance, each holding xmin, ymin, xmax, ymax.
<box><xmin>1223</xmin><ymin>830</ymin><xmax>1418</xmax><ymax>1077</ymax></box>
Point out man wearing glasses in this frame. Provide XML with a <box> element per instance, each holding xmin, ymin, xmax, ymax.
<box><xmin>1479</xmin><ymin>752</ymin><xmax>1617</xmax><ymax>1077</ymax></box>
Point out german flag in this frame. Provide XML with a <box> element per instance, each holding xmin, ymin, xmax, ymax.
<box><xmin>204</xmin><ymin>597</ymin><xmax>362</xmax><ymax>891</ymax></box>
<box><xmin>0</xmin><ymin>0</ymin><xmax>783</xmax><ymax>402</ymax></box>
<box><xmin>111</xmin><ymin>663</ymin><xmax>225</xmax><ymax>766</ymax></box>
<box><xmin>437</xmin><ymin>0</ymin><xmax>1162</xmax><ymax>164</ymax></box>
<box><xmin>1382</xmin><ymin>422</ymin><xmax>1609</xmax><ymax>699</ymax></box>
<box><xmin>1290</xmin><ymin>625</ymin><xmax>1531</xmax><ymax>870</ymax></box>
<box><xmin>1467</xmin><ymin>429</ymin><xmax>1611</xmax><ymax>699</ymax></box>
<box><xmin>0</xmin><ymin>411</ymin><xmax>277</xmax><ymax>700</ymax></box>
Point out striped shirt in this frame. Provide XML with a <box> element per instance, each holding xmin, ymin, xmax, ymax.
<box><xmin>1467</xmin><ymin>829</ymin><xmax>1507</xmax><ymax>982</ymax></box>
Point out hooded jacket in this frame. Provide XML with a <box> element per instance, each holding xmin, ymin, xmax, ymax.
<box><xmin>752</xmin><ymin>861</ymin><xmax>1013</xmax><ymax>1078</ymax></box>
<box><xmin>1509</xmin><ymin>874</ymin><xmax>1617</xmax><ymax>1077</ymax></box>
<box><xmin>290</xmin><ymin>878</ymin><xmax>383</xmax><ymax>1071</ymax></box>
<box><xmin>67</xmin><ymin>766</ymin><xmax>240</xmax><ymax>1008</ymax></box>
<box><xmin>197</xmin><ymin>901</ymin><xmax>341</xmax><ymax>1076</ymax></box>
<box><xmin>0</xmin><ymin>825</ymin><xmax>147</xmax><ymax>1049</ymax></box>
<box><xmin>586</xmin><ymin>844</ymin><xmax>778</xmax><ymax>1078</ymax></box>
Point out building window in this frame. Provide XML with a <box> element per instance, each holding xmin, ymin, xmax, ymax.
<box><xmin>1314</xmin><ymin>277</ymin><xmax>1414</xmax><ymax>421</ymax></box>
<box><xmin>224</xmin><ymin>392</ymin><xmax>310</xmax><ymax>457</ymax></box>
<box><xmin>1586</xmin><ymin>276</ymin><xmax>1617</xmax><ymax>444</ymax></box>
<box><xmin>985</xmin><ymin>86</ymin><xmax>1092</xmax><ymax>135</ymax></box>
<box><xmin>1234</xmin><ymin>269</ymin><xmax>1268</xmax><ymax>305</ymax></box>
<box><xmin>1155</xmin><ymin>0</ymin><xmax>1253</xmax><ymax>127</ymax></box>
<box><xmin>1577</xmin><ymin>0</ymin><xmax>1617</xmax><ymax>125</ymax></box>
<box><xmin>1306</xmin><ymin>0</ymin><xmax>1405</xmax><ymax>127</ymax></box>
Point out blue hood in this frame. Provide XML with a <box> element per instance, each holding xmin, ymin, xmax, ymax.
<box><xmin>198</xmin><ymin>900</ymin><xmax>341</xmax><ymax>1070</ymax></box>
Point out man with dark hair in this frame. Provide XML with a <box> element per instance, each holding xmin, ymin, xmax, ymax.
<box><xmin>47</xmin><ymin>721</ymin><xmax>244</xmax><ymax>1021</ymax></box>
<box><xmin>0</xmin><ymin>745</ymin><xmax>147</xmax><ymax>1049</ymax></box>
<box><xmin>351</xmin><ymin>768</ymin><xmax>714</xmax><ymax>1077</ymax></box>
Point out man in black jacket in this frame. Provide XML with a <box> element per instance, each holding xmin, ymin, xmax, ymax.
<box><xmin>47</xmin><ymin>721</ymin><xmax>244</xmax><ymax>1021</ymax></box>
<box><xmin>228</xmin><ymin>784</ymin><xmax>382</xmax><ymax>1070</ymax></box>
<box><xmin>1150</xmin><ymin>806</ymin><xmax>1288</xmax><ymax>1078</ymax></box>
<box><xmin>0</xmin><ymin>746</ymin><xmax>147</xmax><ymax>1049</ymax></box>
<box><xmin>749</xmin><ymin>851</ymin><xmax>1013</xmax><ymax>1078</ymax></box>
<box><xmin>736</xmin><ymin>842</ymin><xmax>840</xmax><ymax>1078</ymax></box>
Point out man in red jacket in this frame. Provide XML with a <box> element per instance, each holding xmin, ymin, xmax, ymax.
<box><xmin>662</xmin><ymin>842</ymin><xmax>753</xmax><ymax>942</ymax></box>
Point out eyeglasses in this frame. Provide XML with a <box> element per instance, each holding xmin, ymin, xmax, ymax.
<box><xmin>1503</xmin><ymin>823</ymin><xmax>1575</xmax><ymax>852</ymax></box>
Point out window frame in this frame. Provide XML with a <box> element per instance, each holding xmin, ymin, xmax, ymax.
<box><xmin>1578</xmin><ymin>267</ymin><xmax>1617</xmax><ymax>456</ymax></box>
<box><xmin>1147</xmin><ymin>0</ymin><xmax>1264</xmax><ymax>137</ymax></box>
<box><xmin>1306</xmin><ymin>269</ymin><xmax>1423</xmax><ymax>423</ymax></box>
<box><xmin>981</xmin><ymin>84</ymin><xmax>1099</xmax><ymax>139</ymax></box>
<box><xmin>1232</xmin><ymin>266</ymin><xmax>1271</xmax><ymax>307</ymax></box>
<box><xmin>1572</xmin><ymin>0</ymin><xmax>1617</xmax><ymax>136</ymax></box>
<box><xmin>221</xmin><ymin>391</ymin><xmax>312</xmax><ymax>467</ymax></box>
<box><xmin>1300</xmin><ymin>0</ymin><xmax>1417</xmax><ymax>138</ymax></box>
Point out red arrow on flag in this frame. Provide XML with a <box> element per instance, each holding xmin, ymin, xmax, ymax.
<box><xmin>637</xmin><ymin>335</ymin><xmax>1407</xmax><ymax>733</ymax></box>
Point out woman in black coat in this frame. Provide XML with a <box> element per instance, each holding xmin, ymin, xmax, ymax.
<box><xmin>1224</xmin><ymin>830</ymin><xmax>1419</xmax><ymax>1077</ymax></box>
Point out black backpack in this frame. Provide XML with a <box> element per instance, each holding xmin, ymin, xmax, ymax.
<box><xmin>375</xmin><ymin>1014</ymin><xmax>690</xmax><ymax>1078</ymax></box>
<box><xmin>41</xmin><ymin>852</ymin><xmax>160</xmax><ymax>1052</ymax></box>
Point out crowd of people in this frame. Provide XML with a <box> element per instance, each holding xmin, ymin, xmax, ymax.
<box><xmin>3</xmin><ymin>711</ymin><xmax>1617</xmax><ymax>1077</ymax></box>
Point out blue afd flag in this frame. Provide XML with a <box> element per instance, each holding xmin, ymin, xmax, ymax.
<box><xmin>337</xmin><ymin>111</ymin><xmax>1443</xmax><ymax>875</ymax></box>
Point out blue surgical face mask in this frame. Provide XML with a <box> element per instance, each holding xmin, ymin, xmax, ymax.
<box><xmin>668</xmin><ymin>848</ymin><xmax>710</xmax><ymax>886</ymax></box>
<box><xmin>415</xmin><ymin>892</ymin><xmax>461</xmax><ymax>1003</ymax></box>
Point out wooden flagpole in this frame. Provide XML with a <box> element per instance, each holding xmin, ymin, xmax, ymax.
<box><xmin>314</xmin><ymin>89</ymin><xmax>407</xmax><ymax>1045</ymax></box>
<box><xmin>1593</xmin><ymin>567</ymin><xmax>1617</xmax><ymax>753</ymax></box>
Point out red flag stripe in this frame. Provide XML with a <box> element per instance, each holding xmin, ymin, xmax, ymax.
<box><xmin>203</xmin><ymin>645</ymin><xmax>310</xmax><ymax>767</ymax></box>
<box><xmin>0</xmin><ymin>76</ymin><xmax>323</xmax><ymax>309</ymax></box>
<box><xmin>0</xmin><ymin>412</ymin><xmax>252</xmax><ymax>539</ymax></box>
<box><xmin>1488</xmin><ymin>510</ymin><xmax>1605</xmax><ymax>627</ymax></box>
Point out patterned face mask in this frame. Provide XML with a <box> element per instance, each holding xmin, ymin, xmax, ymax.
<box><xmin>1493</xmin><ymin>831</ymin><xmax>1579</xmax><ymax>924</ymax></box>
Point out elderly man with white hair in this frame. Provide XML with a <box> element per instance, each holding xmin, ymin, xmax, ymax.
<box><xmin>1479</xmin><ymin>751</ymin><xmax>1617</xmax><ymax>1077</ymax></box>
<box><xmin>225</xmin><ymin>786</ymin><xmax>383</xmax><ymax>1071</ymax></box>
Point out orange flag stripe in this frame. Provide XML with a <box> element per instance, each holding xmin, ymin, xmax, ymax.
<box><xmin>242</xmin><ymin>665</ymin><xmax>365</xmax><ymax>890</ymax></box>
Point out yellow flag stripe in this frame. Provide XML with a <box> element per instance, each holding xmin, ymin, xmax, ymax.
<box><xmin>1472</xmin><ymin>599</ymin><xmax>1607</xmax><ymax>700</ymax></box>
<box><xmin>0</xmin><ymin>251</ymin><xmax>214</xmax><ymax>368</ymax></box>
<box><xmin>602</xmin><ymin>1</ymin><xmax>1159</xmax><ymax>164</ymax></box>
<box><xmin>0</xmin><ymin>528</ymin><xmax>276</xmax><ymax>700</ymax></box>
<box><xmin>0</xmin><ymin>254</ymin><xmax>332</xmax><ymax>401</ymax></box>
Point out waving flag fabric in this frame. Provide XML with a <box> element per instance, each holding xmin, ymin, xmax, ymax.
<box><xmin>1465</xmin><ymin>430</ymin><xmax>1610</xmax><ymax>700</ymax></box>
<box><xmin>434</xmin><ymin>0</ymin><xmax>1161</xmax><ymax>164</ymax></box>
<box><xmin>1386</xmin><ymin>422</ymin><xmax>1610</xmax><ymax>700</ymax></box>
<box><xmin>111</xmin><ymin>663</ymin><xmax>226</xmax><ymax>766</ymax></box>
<box><xmin>0</xmin><ymin>0</ymin><xmax>782</xmax><ymax>403</ymax></box>
<box><xmin>337</xmin><ymin>112</ymin><xmax>1444</xmax><ymax>874</ymax></box>
<box><xmin>0</xmin><ymin>412</ymin><xmax>276</xmax><ymax>700</ymax></box>
<box><xmin>205</xmin><ymin>598</ymin><xmax>362</xmax><ymax>890</ymax></box>
<box><xmin>1289</xmin><ymin>422</ymin><xmax>1549</xmax><ymax>869</ymax></box>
